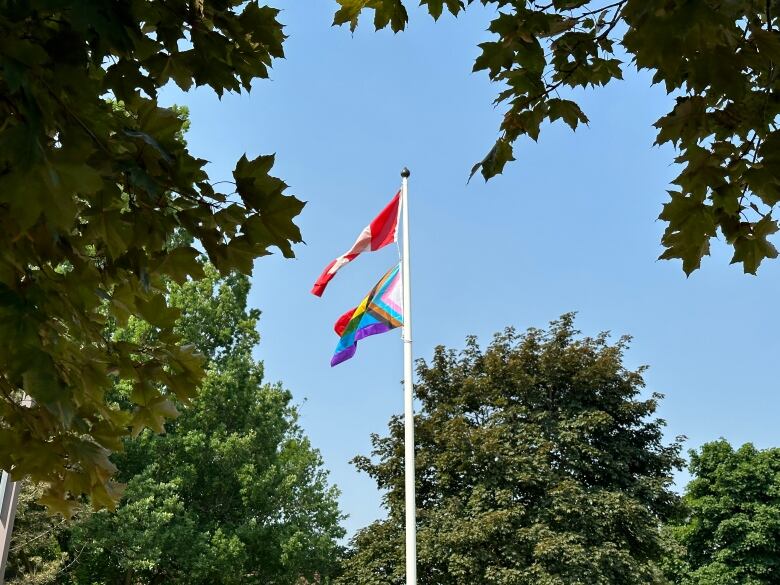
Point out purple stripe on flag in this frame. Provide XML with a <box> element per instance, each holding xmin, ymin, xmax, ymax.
<box><xmin>330</xmin><ymin>322</ymin><xmax>396</xmax><ymax>367</ymax></box>
<box><xmin>331</xmin><ymin>346</ymin><xmax>357</xmax><ymax>367</ymax></box>
<box><xmin>354</xmin><ymin>322</ymin><xmax>394</xmax><ymax>342</ymax></box>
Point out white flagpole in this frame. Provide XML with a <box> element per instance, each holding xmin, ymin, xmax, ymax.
<box><xmin>400</xmin><ymin>167</ymin><xmax>416</xmax><ymax>585</ymax></box>
<box><xmin>0</xmin><ymin>472</ymin><xmax>21</xmax><ymax>585</ymax></box>
<box><xmin>0</xmin><ymin>394</ymin><xmax>29</xmax><ymax>585</ymax></box>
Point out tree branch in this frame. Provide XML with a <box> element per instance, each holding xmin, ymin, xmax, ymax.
<box><xmin>579</xmin><ymin>0</ymin><xmax>628</xmax><ymax>18</ymax></box>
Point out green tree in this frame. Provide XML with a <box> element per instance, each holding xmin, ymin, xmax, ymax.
<box><xmin>0</xmin><ymin>1</ymin><xmax>304</xmax><ymax>510</ymax></box>
<box><xmin>666</xmin><ymin>440</ymin><xmax>780</xmax><ymax>584</ymax></box>
<box><xmin>48</xmin><ymin>265</ymin><xmax>344</xmax><ymax>585</ymax></box>
<box><xmin>335</xmin><ymin>0</ymin><xmax>780</xmax><ymax>275</ymax></box>
<box><xmin>338</xmin><ymin>315</ymin><xmax>684</xmax><ymax>584</ymax></box>
<box><xmin>3</xmin><ymin>481</ymin><xmax>75</xmax><ymax>585</ymax></box>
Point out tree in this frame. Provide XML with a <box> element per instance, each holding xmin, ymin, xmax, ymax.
<box><xmin>665</xmin><ymin>440</ymin><xmax>780</xmax><ymax>584</ymax></box>
<box><xmin>338</xmin><ymin>315</ymin><xmax>684</xmax><ymax>584</ymax></box>
<box><xmin>53</xmin><ymin>265</ymin><xmax>344</xmax><ymax>584</ymax></box>
<box><xmin>3</xmin><ymin>481</ymin><xmax>74</xmax><ymax>585</ymax></box>
<box><xmin>335</xmin><ymin>0</ymin><xmax>780</xmax><ymax>275</ymax></box>
<box><xmin>0</xmin><ymin>1</ymin><xmax>304</xmax><ymax>510</ymax></box>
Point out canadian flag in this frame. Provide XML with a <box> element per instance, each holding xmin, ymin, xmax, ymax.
<box><xmin>311</xmin><ymin>191</ymin><xmax>400</xmax><ymax>297</ymax></box>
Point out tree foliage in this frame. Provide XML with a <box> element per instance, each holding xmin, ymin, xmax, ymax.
<box><xmin>3</xmin><ymin>480</ymin><xmax>75</xmax><ymax>585</ymax></box>
<box><xmin>6</xmin><ymin>265</ymin><xmax>345</xmax><ymax>584</ymax></box>
<box><xmin>338</xmin><ymin>315</ymin><xmax>684</xmax><ymax>584</ymax></box>
<box><xmin>0</xmin><ymin>1</ymin><xmax>303</xmax><ymax>511</ymax></box>
<box><xmin>335</xmin><ymin>0</ymin><xmax>780</xmax><ymax>275</ymax></box>
<box><xmin>665</xmin><ymin>440</ymin><xmax>780</xmax><ymax>584</ymax></box>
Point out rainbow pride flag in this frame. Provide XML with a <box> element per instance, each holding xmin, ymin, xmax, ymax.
<box><xmin>331</xmin><ymin>264</ymin><xmax>403</xmax><ymax>366</ymax></box>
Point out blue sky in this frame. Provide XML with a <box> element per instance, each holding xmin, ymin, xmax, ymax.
<box><xmin>161</xmin><ymin>2</ymin><xmax>780</xmax><ymax>538</ymax></box>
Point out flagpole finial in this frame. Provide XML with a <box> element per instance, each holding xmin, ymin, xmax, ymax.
<box><xmin>401</xmin><ymin>167</ymin><xmax>410</xmax><ymax>178</ymax></box>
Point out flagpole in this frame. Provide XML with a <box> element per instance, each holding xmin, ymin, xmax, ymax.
<box><xmin>0</xmin><ymin>394</ymin><xmax>29</xmax><ymax>585</ymax></box>
<box><xmin>400</xmin><ymin>167</ymin><xmax>416</xmax><ymax>585</ymax></box>
<box><xmin>0</xmin><ymin>472</ymin><xmax>21</xmax><ymax>585</ymax></box>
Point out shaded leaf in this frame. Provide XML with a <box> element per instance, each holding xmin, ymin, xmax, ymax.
<box><xmin>548</xmin><ymin>98</ymin><xmax>589</xmax><ymax>130</ymax></box>
<box><xmin>730</xmin><ymin>216</ymin><xmax>779</xmax><ymax>274</ymax></box>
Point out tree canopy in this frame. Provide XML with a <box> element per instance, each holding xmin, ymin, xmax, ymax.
<box><xmin>335</xmin><ymin>0</ymin><xmax>780</xmax><ymax>275</ymax></box>
<box><xmin>665</xmin><ymin>440</ymin><xmax>780</xmax><ymax>584</ymax></box>
<box><xmin>338</xmin><ymin>315</ymin><xmax>684</xmax><ymax>584</ymax></box>
<box><xmin>0</xmin><ymin>1</ymin><xmax>302</xmax><ymax>511</ymax></box>
<box><xmin>3</xmin><ymin>480</ymin><xmax>72</xmax><ymax>584</ymax></box>
<box><xmin>5</xmin><ymin>265</ymin><xmax>345</xmax><ymax>584</ymax></box>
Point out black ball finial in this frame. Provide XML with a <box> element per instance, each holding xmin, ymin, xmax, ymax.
<box><xmin>401</xmin><ymin>167</ymin><xmax>411</xmax><ymax>178</ymax></box>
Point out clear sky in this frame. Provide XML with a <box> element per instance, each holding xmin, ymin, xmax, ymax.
<box><xmin>161</xmin><ymin>2</ymin><xmax>780</xmax><ymax>538</ymax></box>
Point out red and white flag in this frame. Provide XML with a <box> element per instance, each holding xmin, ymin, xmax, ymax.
<box><xmin>311</xmin><ymin>191</ymin><xmax>400</xmax><ymax>297</ymax></box>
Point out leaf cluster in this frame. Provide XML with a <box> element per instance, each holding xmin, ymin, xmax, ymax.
<box><xmin>0</xmin><ymin>1</ymin><xmax>304</xmax><ymax>511</ymax></box>
<box><xmin>333</xmin><ymin>0</ymin><xmax>780</xmax><ymax>275</ymax></box>
<box><xmin>338</xmin><ymin>315</ymin><xmax>685</xmax><ymax>584</ymax></box>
